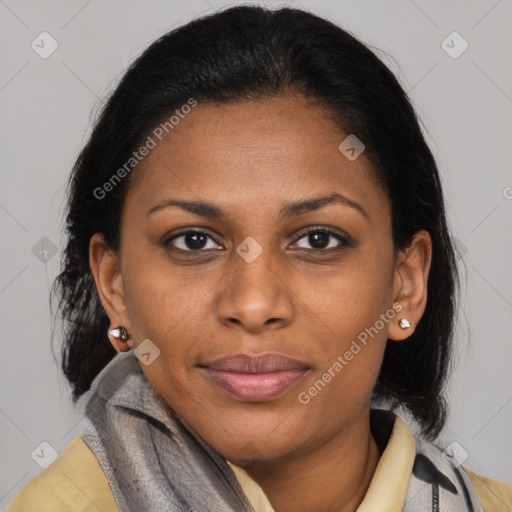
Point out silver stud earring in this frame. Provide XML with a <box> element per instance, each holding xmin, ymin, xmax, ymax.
<box><xmin>399</xmin><ymin>318</ymin><xmax>411</xmax><ymax>329</ymax></box>
<box><xmin>109</xmin><ymin>325</ymin><xmax>130</xmax><ymax>341</ymax></box>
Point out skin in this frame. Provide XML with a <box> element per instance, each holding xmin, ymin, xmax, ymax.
<box><xmin>90</xmin><ymin>95</ymin><xmax>431</xmax><ymax>512</ymax></box>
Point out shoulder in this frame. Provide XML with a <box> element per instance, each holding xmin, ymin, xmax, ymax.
<box><xmin>6</xmin><ymin>436</ymin><xmax>117</xmax><ymax>512</ymax></box>
<box><xmin>464</xmin><ymin>467</ymin><xmax>512</xmax><ymax>511</ymax></box>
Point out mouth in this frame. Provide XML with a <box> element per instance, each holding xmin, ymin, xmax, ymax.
<box><xmin>199</xmin><ymin>352</ymin><xmax>311</xmax><ymax>402</ymax></box>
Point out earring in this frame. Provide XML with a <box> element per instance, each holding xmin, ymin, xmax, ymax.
<box><xmin>109</xmin><ymin>325</ymin><xmax>130</xmax><ymax>341</ymax></box>
<box><xmin>399</xmin><ymin>318</ymin><xmax>411</xmax><ymax>329</ymax></box>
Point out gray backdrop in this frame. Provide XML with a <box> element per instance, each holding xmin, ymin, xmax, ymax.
<box><xmin>1</xmin><ymin>0</ymin><xmax>511</xmax><ymax>506</ymax></box>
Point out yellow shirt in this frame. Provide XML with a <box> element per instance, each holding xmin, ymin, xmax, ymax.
<box><xmin>7</xmin><ymin>415</ymin><xmax>512</xmax><ymax>511</ymax></box>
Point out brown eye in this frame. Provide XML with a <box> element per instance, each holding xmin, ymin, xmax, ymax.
<box><xmin>165</xmin><ymin>230</ymin><xmax>222</xmax><ymax>252</ymax></box>
<box><xmin>292</xmin><ymin>228</ymin><xmax>351</xmax><ymax>252</ymax></box>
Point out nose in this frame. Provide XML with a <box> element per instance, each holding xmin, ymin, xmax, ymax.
<box><xmin>216</xmin><ymin>247</ymin><xmax>294</xmax><ymax>334</ymax></box>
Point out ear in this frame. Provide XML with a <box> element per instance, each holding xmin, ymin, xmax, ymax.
<box><xmin>388</xmin><ymin>230</ymin><xmax>432</xmax><ymax>341</ymax></box>
<box><xmin>89</xmin><ymin>232</ymin><xmax>133</xmax><ymax>352</ymax></box>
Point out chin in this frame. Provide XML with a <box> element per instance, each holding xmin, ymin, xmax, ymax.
<box><xmin>216</xmin><ymin>431</ymin><xmax>303</xmax><ymax>467</ymax></box>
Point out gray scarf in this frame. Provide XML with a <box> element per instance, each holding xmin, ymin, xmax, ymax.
<box><xmin>77</xmin><ymin>351</ymin><xmax>483</xmax><ymax>512</ymax></box>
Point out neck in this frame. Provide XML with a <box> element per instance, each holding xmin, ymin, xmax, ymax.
<box><xmin>243</xmin><ymin>408</ymin><xmax>381</xmax><ymax>512</ymax></box>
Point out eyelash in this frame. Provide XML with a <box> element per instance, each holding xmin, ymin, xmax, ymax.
<box><xmin>164</xmin><ymin>226</ymin><xmax>351</xmax><ymax>254</ymax></box>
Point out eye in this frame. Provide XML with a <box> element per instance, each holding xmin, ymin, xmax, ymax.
<box><xmin>164</xmin><ymin>229</ymin><xmax>223</xmax><ymax>252</ymax></box>
<box><xmin>164</xmin><ymin>226</ymin><xmax>351</xmax><ymax>254</ymax></box>
<box><xmin>291</xmin><ymin>227</ymin><xmax>351</xmax><ymax>252</ymax></box>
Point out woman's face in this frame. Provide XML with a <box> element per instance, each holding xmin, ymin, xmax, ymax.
<box><xmin>92</xmin><ymin>95</ymin><xmax>431</xmax><ymax>466</ymax></box>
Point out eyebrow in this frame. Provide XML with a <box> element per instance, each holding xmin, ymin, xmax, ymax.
<box><xmin>146</xmin><ymin>193</ymin><xmax>369</xmax><ymax>221</ymax></box>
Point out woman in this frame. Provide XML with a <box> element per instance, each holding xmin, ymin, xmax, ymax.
<box><xmin>7</xmin><ymin>5</ymin><xmax>511</xmax><ymax>512</ymax></box>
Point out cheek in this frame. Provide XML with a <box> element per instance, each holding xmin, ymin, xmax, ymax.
<box><xmin>121</xmin><ymin>263</ymin><xmax>210</xmax><ymax>407</ymax></box>
<box><xmin>295</xmin><ymin>303</ymin><xmax>388</xmax><ymax>434</ymax></box>
<box><xmin>123</xmin><ymin>235</ymin><xmax>201</xmax><ymax>311</ymax></box>
<box><xmin>298</xmin><ymin>252</ymin><xmax>393</xmax><ymax>344</ymax></box>
<box><xmin>121</xmin><ymin>250</ymin><xmax>202</xmax><ymax>349</ymax></box>
<box><xmin>294</xmin><ymin>255</ymin><xmax>392</xmax><ymax>400</ymax></box>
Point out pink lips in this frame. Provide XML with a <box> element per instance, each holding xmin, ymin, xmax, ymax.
<box><xmin>200</xmin><ymin>353</ymin><xmax>311</xmax><ymax>402</ymax></box>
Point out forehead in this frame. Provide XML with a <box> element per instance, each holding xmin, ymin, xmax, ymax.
<box><xmin>126</xmin><ymin>95</ymin><xmax>389</xmax><ymax>222</ymax></box>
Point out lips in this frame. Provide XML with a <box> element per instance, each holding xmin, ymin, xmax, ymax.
<box><xmin>200</xmin><ymin>353</ymin><xmax>311</xmax><ymax>402</ymax></box>
<box><xmin>204</xmin><ymin>353</ymin><xmax>309</xmax><ymax>373</ymax></box>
